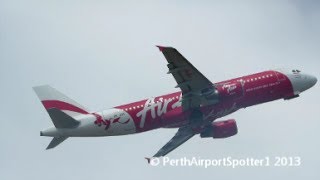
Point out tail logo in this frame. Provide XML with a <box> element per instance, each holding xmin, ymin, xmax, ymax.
<box><xmin>42</xmin><ymin>100</ymin><xmax>89</xmax><ymax>114</ymax></box>
<box><xmin>94</xmin><ymin>114</ymin><xmax>130</xmax><ymax>130</ymax></box>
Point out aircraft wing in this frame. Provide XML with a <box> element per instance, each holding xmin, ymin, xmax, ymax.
<box><xmin>153</xmin><ymin>126</ymin><xmax>195</xmax><ymax>157</ymax></box>
<box><xmin>157</xmin><ymin>46</ymin><xmax>218</xmax><ymax>110</ymax></box>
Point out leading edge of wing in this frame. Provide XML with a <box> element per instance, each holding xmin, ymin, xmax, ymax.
<box><xmin>156</xmin><ymin>45</ymin><xmax>218</xmax><ymax>110</ymax></box>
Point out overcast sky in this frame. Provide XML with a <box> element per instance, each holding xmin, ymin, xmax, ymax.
<box><xmin>1</xmin><ymin>0</ymin><xmax>319</xmax><ymax>179</ymax></box>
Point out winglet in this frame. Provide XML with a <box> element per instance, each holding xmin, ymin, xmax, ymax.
<box><xmin>145</xmin><ymin>157</ymin><xmax>151</xmax><ymax>164</ymax></box>
<box><xmin>156</xmin><ymin>45</ymin><xmax>166</xmax><ymax>52</ymax></box>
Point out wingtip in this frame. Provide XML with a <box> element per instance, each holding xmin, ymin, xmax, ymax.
<box><xmin>144</xmin><ymin>157</ymin><xmax>151</xmax><ymax>164</ymax></box>
<box><xmin>156</xmin><ymin>45</ymin><xmax>166</xmax><ymax>52</ymax></box>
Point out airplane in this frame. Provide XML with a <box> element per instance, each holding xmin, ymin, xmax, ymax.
<box><xmin>34</xmin><ymin>46</ymin><xmax>317</xmax><ymax>158</ymax></box>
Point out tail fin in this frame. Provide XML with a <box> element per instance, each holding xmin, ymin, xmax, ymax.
<box><xmin>40</xmin><ymin>108</ymin><xmax>79</xmax><ymax>150</ymax></box>
<box><xmin>33</xmin><ymin>85</ymin><xmax>89</xmax><ymax>118</ymax></box>
<box><xmin>34</xmin><ymin>85</ymin><xmax>87</xmax><ymax>150</ymax></box>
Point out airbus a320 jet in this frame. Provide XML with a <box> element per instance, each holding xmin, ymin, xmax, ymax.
<box><xmin>34</xmin><ymin>46</ymin><xmax>317</xmax><ymax>158</ymax></box>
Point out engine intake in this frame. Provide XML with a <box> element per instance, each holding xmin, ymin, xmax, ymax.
<box><xmin>200</xmin><ymin>119</ymin><xmax>238</xmax><ymax>138</ymax></box>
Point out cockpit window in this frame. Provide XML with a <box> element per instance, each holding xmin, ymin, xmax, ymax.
<box><xmin>292</xmin><ymin>69</ymin><xmax>301</xmax><ymax>73</ymax></box>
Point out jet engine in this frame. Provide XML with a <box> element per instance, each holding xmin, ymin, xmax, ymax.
<box><xmin>200</xmin><ymin>119</ymin><xmax>238</xmax><ymax>138</ymax></box>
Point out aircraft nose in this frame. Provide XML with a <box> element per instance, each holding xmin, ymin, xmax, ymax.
<box><xmin>308</xmin><ymin>74</ymin><xmax>317</xmax><ymax>87</ymax></box>
<box><xmin>294</xmin><ymin>73</ymin><xmax>317</xmax><ymax>93</ymax></box>
<box><xmin>284</xmin><ymin>70</ymin><xmax>317</xmax><ymax>95</ymax></box>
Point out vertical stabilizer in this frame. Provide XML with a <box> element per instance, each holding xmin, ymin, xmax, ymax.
<box><xmin>33</xmin><ymin>85</ymin><xmax>89</xmax><ymax>118</ymax></box>
<box><xmin>34</xmin><ymin>85</ymin><xmax>87</xmax><ymax>149</ymax></box>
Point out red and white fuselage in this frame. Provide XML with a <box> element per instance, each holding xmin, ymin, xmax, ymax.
<box><xmin>39</xmin><ymin>69</ymin><xmax>316</xmax><ymax>137</ymax></box>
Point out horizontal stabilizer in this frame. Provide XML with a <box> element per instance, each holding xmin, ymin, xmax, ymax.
<box><xmin>46</xmin><ymin>137</ymin><xmax>68</xmax><ymax>150</ymax></box>
<box><xmin>47</xmin><ymin>108</ymin><xmax>80</xmax><ymax>128</ymax></box>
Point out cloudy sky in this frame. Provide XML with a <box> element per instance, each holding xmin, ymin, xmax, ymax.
<box><xmin>1</xmin><ymin>0</ymin><xmax>319</xmax><ymax>179</ymax></box>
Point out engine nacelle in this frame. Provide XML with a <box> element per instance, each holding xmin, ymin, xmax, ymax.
<box><xmin>200</xmin><ymin>119</ymin><xmax>238</xmax><ymax>138</ymax></box>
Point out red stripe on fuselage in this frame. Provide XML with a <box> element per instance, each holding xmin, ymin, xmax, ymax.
<box><xmin>42</xmin><ymin>100</ymin><xmax>88</xmax><ymax>114</ymax></box>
